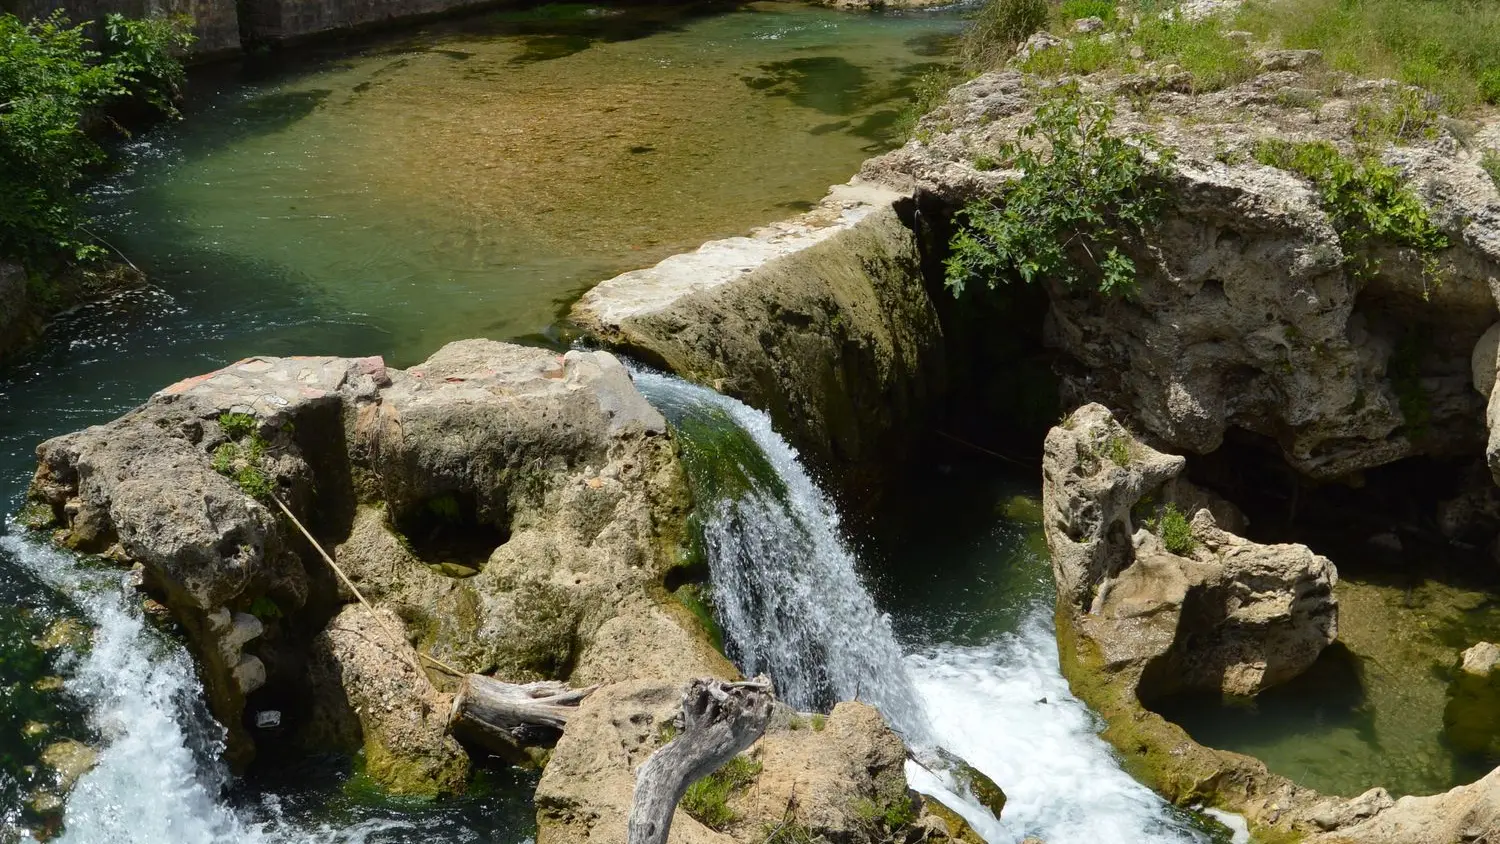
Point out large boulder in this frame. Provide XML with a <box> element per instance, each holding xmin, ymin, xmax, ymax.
<box><xmin>1044</xmin><ymin>403</ymin><xmax>1338</xmax><ymax>700</ymax></box>
<box><xmin>571</xmin><ymin>183</ymin><xmax>946</xmax><ymax>491</ymax></box>
<box><xmin>25</xmin><ymin>342</ymin><xmax>723</xmax><ymax>787</ymax></box>
<box><xmin>863</xmin><ymin>70</ymin><xmax>1500</xmax><ymax>483</ymax></box>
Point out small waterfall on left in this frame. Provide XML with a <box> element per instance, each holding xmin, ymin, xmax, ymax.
<box><xmin>3</xmin><ymin>534</ymin><xmax>256</xmax><ymax>844</ymax></box>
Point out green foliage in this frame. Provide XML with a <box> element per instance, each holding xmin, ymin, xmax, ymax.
<box><xmin>1252</xmin><ymin>139</ymin><xmax>1448</xmax><ymax>293</ymax></box>
<box><xmin>893</xmin><ymin>67</ymin><xmax>962</xmax><ymax>142</ymax></box>
<box><xmin>961</xmin><ymin>0</ymin><xmax>1048</xmax><ymax>69</ymax></box>
<box><xmin>809</xmin><ymin>713</ymin><xmax>826</xmax><ymax>731</ymax></box>
<box><xmin>248</xmin><ymin>595</ymin><xmax>283</xmax><ymax>621</ymax></box>
<box><xmin>102</xmin><ymin>14</ymin><xmax>194</xmax><ymax>116</ymax></box>
<box><xmin>1104</xmin><ymin>433</ymin><xmax>1131</xmax><ymax>467</ymax></box>
<box><xmin>946</xmin><ymin>86</ymin><xmax>1174</xmax><ymax>298</ymax></box>
<box><xmin>1059</xmin><ymin>0</ymin><xmax>1116</xmax><ymax>22</ymax></box>
<box><xmin>763</xmin><ymin>821</ymin><xmax>820</xmax><ymax>844</ymax></box>
<box><xmin>672</xmin><ymin>582</ymin><xmax>725</xmax><ymax>655</ymax></box>
<box><xmin>1155</xmin><ymin>503</ymin><xmax>1197</xmax><ymax>555</ymax></box>
<box><xmin>1482</xmin><ymin>149</ymin><xmax>1500</xmax><ymax>190</ymax></box>
<box><xmin>851</xmin><ymin>795</ymin><xmax>919</xmax><ymax>833</ymax></box>
<box><xmin>0</xmin><ymin>11</ymin><xmax>192</xmax><ymax>265</ymax></box>
<box><xmin>681</xmin><ymin>755</ymin><xmax>762</xmax><ymax>831</ymax></box>
<box><xmin>1351</xmin><ymin>88</ymin><xmax>1440</xmax><ymax>150</ymax></box>
<box><xmin>213</xmin><ymin>412</ymin><xmax>276</xmax><ymax>499</ymax></box>
<box><xmin>219</xmin><ymin>412</ymin><xmax>258</xmax><ymax>440</ymax></box>
<box><xmin>1022</xmin><ymin>34</ymin><xmax>1127</xmax><ymax>77</ymax></box>
<box><xmin>1130</xmin><ymin>15</ymin><xmax>1258</xmax><ymax>92</ymax></box>
<box><xmin>1237</xmin><ymin>0</ymin><xmax>1500</xmax><ymax>112</ymax></box>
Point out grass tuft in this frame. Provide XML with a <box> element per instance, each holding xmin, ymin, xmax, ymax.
<box><xmin>681</xmin><ymin>755</ymin><xmax>762</xmax><ymax>831</ymax></box>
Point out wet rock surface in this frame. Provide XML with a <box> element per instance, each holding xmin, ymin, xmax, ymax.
<box><xmin>572</xmin><ymin>183</ymin><xmax>947</xmax><ymax>487</ymax></box>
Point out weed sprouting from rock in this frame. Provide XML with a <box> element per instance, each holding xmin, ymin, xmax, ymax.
<box><xmin>213</xmin><ymin>412</ymin><xmax>276</xmax><ymax>500</ymax></box>
<box><xmin>681</xmin><ymin>754</ymin><xmax>762</xmax><ymax>830</ymax></box>
<box><xmin>1253</xmin><ymin>138</ymin><xmax>1448</xmax><ymax>296</ymax></box>
<box><xmin>1151</xmin><ymin>503</ymin><xmax>1198</xmax><ymax>556</ymax></box>
<box><xmin>946</xmin><ymin>86</ymin><xmax>1174</xmax><ymax>298</ymax></box>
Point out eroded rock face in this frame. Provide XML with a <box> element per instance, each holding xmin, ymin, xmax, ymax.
<box><xmin>863</xmin><ymin>69</ymin><xmax>1500</xmax><ymax>482</ymax></box>
<box><xmin>571</xmin><ymin>183</ymin><xmax>946</xmax><ymax>487</ymax></box>
<box><xmin>25</xmin><ymin>341</ymin><xmax>716</xmax><ymax>788</ymax></box>
<box><xmin>537</xmin><ymin>682</ymin><xmax>932</xmax><ymax>844</ymax></box>
<box><xmin>1044</xmin><ymin>403</ymin><xmax>1338</xmax><ymax>699</ymax></box>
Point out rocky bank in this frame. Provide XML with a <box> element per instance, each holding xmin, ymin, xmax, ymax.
<box><xmin>21</xmin><ymin>340</ymin><xmax>964</xmax><ymax>844</ymax></box>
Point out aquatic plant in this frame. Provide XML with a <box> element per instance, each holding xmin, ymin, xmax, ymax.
<box><xmin>946</xmin><ymin>86</ymin><xmax>1174</xmax><ymax>298</ymax></box>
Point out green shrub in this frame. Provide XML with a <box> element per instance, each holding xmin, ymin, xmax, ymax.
<box><xmin>219</xmin><ymin>412</ymin><xmax>258</xmax><ymax>439</ymax></box>
<box><xmin>1104</xmin><ymin>433</ymin><xmax>1131</xmax><ymax>467</ymax></box>
<box><xmin>1131</xmin><ymin>15</ymin><xmax>1258</xmax><ymax>92</ymax></box>
<box><xmin>1236</xmin><ymin>0</ymin><xmax>1500</xmax><ymax>112</ymax></box>
<box><xmin>1023</xmin><ymin>34</ymin><xmax>1127</xmax><ymax>76</ymax></box>
<box><xmin>681</xmin><ymin>755</ymin><xmax>762</xmax><ymax>831</ymax></box>
<box><xmin>893</xmin><ymin>67</ymin><xmax>962</xmax><ymax>142</ymax></box>
<box><xmin>1481</xmin><ymin>149</ymin><xmax>1500</xmax><ymax>190</ymax></box>
<box><xmin>1059</xmin><ymin>0</ymin><xmax>1116</xmax><ymax>23</ymax></box>
<box><xmin>0</xmin><ymin>11</ymin><xmax>193</xmax><ymax>265</ymax></box>
<box><xmin>102</xmin><ymin>13</ymin><xmax>194</xmax><ymax>116</ymax></box>
<box><xmin>1351</xmin><ymin>88</ymin><xmax>1440</xmax><ymax>150</ymax></box>
<box><xmin>1252</xmin><ymin>139</ymin><xmax>1447</xmax><ymax>293</ymax></box>
<box><xmin>961</xmin><ymin>0</ymin><xmax>1049</xmax><ymax>69</ymax></box>
<box><xmin>946</xmin><ymin>86</ymin><xmax>1174</xmax><ymax>297</ymax></box>
<box><xmin>1156</xmin><ymin>503</ymin><xmax>1197</xmax><ymax>555</ymax></box>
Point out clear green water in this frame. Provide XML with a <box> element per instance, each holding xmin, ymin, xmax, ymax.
<box><xmin>92</xmin><ymin>0</ymin><xmax>962</xmax><ymax>366</ymax></box>
<box><xmin>0</xmin><ymin>2</ymin><xmax>962</xmax><ymax>837</ymax></box>
<box><xmin>1154</xmin><ymin>568</ymin><xmax>1500</xmax><ymax>799</ymax></box>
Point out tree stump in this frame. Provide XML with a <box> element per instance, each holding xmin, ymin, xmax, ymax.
<box><xmin>628</xmin><ymin>677</ymin><xmax>775</xmax><ymax>844</ymax></box>
<box><xmin>447</xmin><ymin>675</ymin><xmax>596</xmax><ymax>756</ymax></box>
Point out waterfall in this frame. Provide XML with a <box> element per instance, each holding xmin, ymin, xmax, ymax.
<box><xmin>632</xmin><ymin>371</ymin><xmax>932</xmax><ymax>742</ymax></box>
<box><xmin>632</xmin><ymin>371</ymin><xmax>1240</xmax><ymax>844</ymax></box>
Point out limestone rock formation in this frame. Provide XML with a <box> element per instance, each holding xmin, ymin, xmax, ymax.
<box><xmin>863</xmin><ymin>69</ymin><xmax>1500</xmax><ymax>482</ymax></box>
<box><xmin>1044</xmin><ymin>403</ymin><xmax>1338</xmax><ymax>699</ymax></box>
<box><xmin>1443</xmin><ymin>641</ymin><xmax>1500</xmax><ymax>758</ymax></box>
<box><xmin>25</xmin><ymin>341</ymin><xmax>720</xmax><ymax>787</ymax></box>
<box><xmin>571</xmin><ymin>183</ymin><xmax>946</xmax><ymax>486</ymax></box>
<box><xmin>538</xmin><ymin>682</ymin><xmax>934</xmax><ymax>844</ymax></box>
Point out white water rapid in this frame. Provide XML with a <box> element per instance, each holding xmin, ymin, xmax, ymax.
<box><xmin>2</xmin><ymin>534</ymin><xmax>517</xmax><ymax>844</ymax></box>
<box><xmin>633</xmin><ymin>371</ymin><xmax>1231</xmax><ymax>844</ymax></box>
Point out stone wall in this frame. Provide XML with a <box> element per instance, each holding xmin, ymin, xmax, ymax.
<box><xmin>2</xmin><ymin>0</ymin><xmax>241</xmax><ymax>56</ymax></box>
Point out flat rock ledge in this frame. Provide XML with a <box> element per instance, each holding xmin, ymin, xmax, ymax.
<box><xmin>571</xmin><ymin>181</ymin><xmax>947</xmax><ymax>490</ymax></box>
<box><xmin>23</xmin><ymin>339</ymin><xmax>966</xmax><ymax>844</ymax></box>
<box><xmin>1044</xmin><ymin>403</ymin><xmax>1500</xmax><ymax>842</ymax></box>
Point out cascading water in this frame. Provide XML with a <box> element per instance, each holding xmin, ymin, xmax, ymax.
<box><xmin>633</xmin><ymin>370</ymin><xmax>1245</xmax><ymax>844</ymax></box>
<box><xmin>0</xmin><ymin>532</ymin><xmax>536</xmax><ymax>844</ymax></box>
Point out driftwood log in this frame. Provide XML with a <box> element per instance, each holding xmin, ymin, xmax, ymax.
<box><xmin>628</xmin><ymin>677</ymin><xmax>776</xmax><ymax>844</ymax></box>
<box><xmin>448</xmin><ymin>675</ymin><xmax>597</xmax><ymax>756</ymax></box>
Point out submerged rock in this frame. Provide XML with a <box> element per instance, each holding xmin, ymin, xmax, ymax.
<box><xmin>1443</xmin><ymin>641</ymin><xmax>1500</xmax><ymax>757</ymax></box>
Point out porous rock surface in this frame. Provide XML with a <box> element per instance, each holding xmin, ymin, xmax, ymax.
<box><xmin>26</xmin><ymin>341</ymin><xmax>720</xmax><ymax>786</ymax></box>
<box><xmin>537</xmin><ymin>682</ymin><xmax>922</xmax><ymax>844</ymax></box>
<box><xmin>26</xmin><ymin>339</ymin><xmax>947</xmax><ymax>844</ymax></box>
<box><xmin>1044</xmin><ymin>403</ymin><xmax>1339</xmax><ymax>700</ymax></box>
<box><xmin>571</xmin><ymin>182</ymin><xmax>946</xmax><ymax>485</ymax></box>
<box><xmin>1043</xmin><ymin>404</ymin><xmax>1500</xmax><ymax>841</ymax></box>
<box><xmin>863</xmin><ymin>69</ymin><xmax>1500</xmax><ymax>482</ymax></box>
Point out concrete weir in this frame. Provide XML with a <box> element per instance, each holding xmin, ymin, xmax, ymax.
<box><xmin>571</xmin><ymin>181</ymin><xmax>949</xmax><ymax>483</ymax></box>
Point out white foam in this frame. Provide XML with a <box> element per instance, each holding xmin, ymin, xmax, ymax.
<box><xmin>905</xmin><ymin>611</ymin><xmax>1210</xmax><ymax>844</ymax></box>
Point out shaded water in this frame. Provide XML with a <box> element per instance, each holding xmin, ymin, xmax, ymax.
<box><xmin>0</xmin><ymin>2</ymin><xmax>960</xmax><ymax>839</ymax></box>
<box><xmin>635</xmin><ymin>372</ymin><xmax>1239</xmax><ymax>844</ymax></box>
